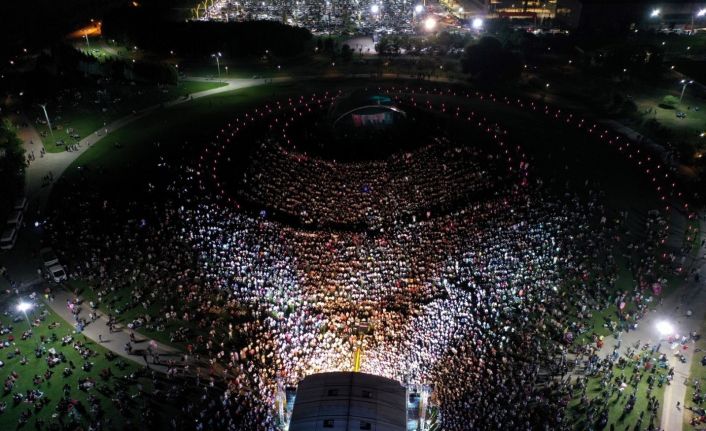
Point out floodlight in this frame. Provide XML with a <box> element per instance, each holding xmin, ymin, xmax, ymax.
<box><xmin>472</xmin><ymin>18</ymin><xmax>484</xmax><ymax>30</ymax></box>
<box><xmin>17</xmin><ymin>302</ymin><xmax>32</xmax><ymax>313</ymax></box>
<box><xmin>424</xmin><ymin>17</ymin><xmax>437</xmax><ymax>31</ymax></box>
<box><xmin>656</xmin><ymin>320</ymin><xmax>674</xmax><ymax>336</ymax></box>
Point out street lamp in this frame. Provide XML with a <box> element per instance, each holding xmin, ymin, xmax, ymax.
<box><xmin>211</xmin><ymin>52</ymin><xmax>222</xmax><ymax>77</ymax></box>
<box><xmin>679</xmin><ymin>79</ymin><xmax>694</xmax><ymax>103</ymax></box>
<box><xmin>694</xmin><ymin>8</ymin><xmax>706</xmax><ymax>34</ymax></box>
<box><xmin>17</xmin><ymin>301</ymin><xmax>33</xmax><ymax>326</ymax></box>
<box><xmin>656</xmin><ymin>320</ymin><xmax>674</xmax><ymax>337</ymax></box>
<box><xmin>39</xmin><ymin>104</ymin><xmax>54</xmax><ymax>138</ymax></box>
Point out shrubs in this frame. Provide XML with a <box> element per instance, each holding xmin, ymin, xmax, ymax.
<box><xmin>659</xmin><ymin>95</ymin><xmax>679</xmax><ymax>110</ymax></box>
<box><xmin>0</xmin><ymin>121</ymin><xmax>25</xmax><ymax>219</ymax></box>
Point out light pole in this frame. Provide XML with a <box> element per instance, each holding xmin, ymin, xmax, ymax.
<box><xmin>650</xmin><ymin>8</ymin><xmax>662</xmax><ymax>31</ymax></box>
<box><xmin>39</xmin><ymin>104</ymin><xmax>54</xmax><ymax>138</ymax></box>
<box><xmin>17</xmin><ymin>301</ymin><xmax>33</xmax><ymax>326</ymax></box>
<box><xmin>680</xmin><ymin>79</ymin><xmax>694</xmax><ymax>103</ymax></box>
<box><xmin>84</xmin><ymin>33</ymin><xmax>90</xmax><ymax>49</ymax></box>
<box><xmin>212</xmin><ymin>52</ymin><xmax>222</xmax><ymax>77</ymax></box>
<box><xmin>694</xmin><ymin>8</ymin><xmax>706</xmax><ymax>34</ymax></box>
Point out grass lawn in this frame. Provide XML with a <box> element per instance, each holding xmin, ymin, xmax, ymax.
<box><xmin>37</xmin><ymin>80</ymin><xmax>227</xmax><ymax>153</ymax></box>
<box><xmin>684</xmin><ymin>312</ymin><xmax>706</xmax><ymax>428</ymax></box>
<box><xmin>0</xmin><ymin>298</ymin><xmax>176</xmax><ymax>429</ymax></box>
<box><xmin>633</xmin><ymin>89</ymin><xmax>706</xmax><ymax>152</ymax></box>
<box><xmin>64</xmin><ymin>280</ymin><xmax>198</xmax><ymax>350</ymax></box>
<box><xmin>567</xmin><ymin>356</ymin><xmax>667</xmax><ymax>431</ymax></box>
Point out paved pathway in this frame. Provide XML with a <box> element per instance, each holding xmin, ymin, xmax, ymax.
<box><xmin>46</xmin><ymin>288</ymin><xmax>181</xmax><ymax>373</ymax></box>
<box><xmin>1</xmin><ymin>77</ymin><xmax>271</xmax><ymax>370</ymax></box>
<box><xmin>585</xmin><ymin>213</ymin><xmax>706</xmax><ymax>431</ymax></box>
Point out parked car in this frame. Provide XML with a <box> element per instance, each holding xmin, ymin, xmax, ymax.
<box><xmin>47</xmin><ymin>264</ymin><xmax>67</xmax><ymax>283</ymax></box>
<box><xmin>13</xmin><ymin>197</ymin><xmax>27</xmax><ymax>212</ymax></box>
<box><xmin>40</xmin><ymin>247</ymin><xmax>59</xmax><ymax>268</ymax></box>
<box><xmin>0</xmin><ymin>227</ymin><xmax>18</xmax><ymax>250</ymax></box>
<box><xmin>6</xmin><ymin>210</ymin><xmax>23</xmax><ymax>228</ymax></box>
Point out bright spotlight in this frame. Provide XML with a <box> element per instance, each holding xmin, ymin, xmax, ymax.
<box><xmin>414</xmin><ymin>4</ymin><xmax>423</xmax><ymax>14</ymax></box>
<box><xmin>17</xmin><ymin>301</ymin><xmax>32</xmax><ymax>313</ymax></box>
<box><xmin>650</xmin><ymin>8</ymin><xmax>661</xmax><ymax>18</ymax></box>
<box><xmin>698</xmin><ymin>9</ymin><xmax>706</xmax><ymax>17</ymax></box>
<box><xmin>472</xmin><ymin>18</ymin><xmax>484</xmax><ymax>30</ymax></box>
<box><xmin>656</xmin><ymin>320</ymin><xmax>674</xmax><ymax>336</ymax></box>
<box><xmin>370</xmin><ymin>4</ymin><xmax>380</xmax><ymax>14</ymax></box>
<box><xmin>424</xmin><ymin>17</ymin><xmax>437</xmax><ymax>31</ymax></box>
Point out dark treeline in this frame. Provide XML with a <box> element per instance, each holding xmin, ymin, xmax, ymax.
<box><xmin>0</xmin><ymin>122</ymin><xmax>26</xmax><ymax>218</ymax></box>
<box><xmin>3</xmin><ymin>0</ymin><xmax>124</xmax><ymax>55</ymax></box>
<box><xmin>102</xmin><ymin>6</ymin><xmax>312</xmax><ymax>58</ymax></box>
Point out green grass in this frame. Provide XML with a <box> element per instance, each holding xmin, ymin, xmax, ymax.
<box><xmin>39</xmin><ymin>80</ymin><xmax>227</xmax><ymax>153</ymax></box>
<box><xmin>0</xmin><ymin>299</ymin><xmax>175</xmax><ymax>430</ymax></box>
<box><xmin>567</xmin><ymin>355</ymin><xmax>667</xmax><ymax>430</ymax></box>
<box><xmin>685</xmin><ymin>314</ymin><xmax>706</xmax><ymax>428</ymax></box>
<box><xmin>65</xmin><ymin>281</ymin><xmax>197</xmax><ymax>349</ymax></box>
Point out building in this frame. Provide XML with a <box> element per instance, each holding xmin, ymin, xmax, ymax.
<box><xmin>289</xmin><ymin>372</ymin><xmax>408</xmax><ymax>431</ymax></box>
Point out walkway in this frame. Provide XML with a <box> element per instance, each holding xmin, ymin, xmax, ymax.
<box><xmin>2</xmin><ymin>77</ymin><xmax>273</xmax><ymax>371</ymax></box>
<box><xmin>46</xmin><ymin>288</ymin><xmax>181</xmax><ymax>373</ymax></box>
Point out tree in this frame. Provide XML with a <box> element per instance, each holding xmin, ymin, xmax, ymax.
<box><xmin>0</xmin><ymin>120</ymin><xmax>26</xmax><ymax>218</ymax></box>
<box><xmin>661</xmin><ymin>95</ymin><xmax>679</xmax><ymax>108</ymax></box>
<box><xmin>461</xmin><ymin>37</ymin><xmax>521</xmax><ymax>85</ymax></box>
<box><xmin>341</xmin><ymin>44</ymin><xmax>354</xmax><ymax>63</ymax></box>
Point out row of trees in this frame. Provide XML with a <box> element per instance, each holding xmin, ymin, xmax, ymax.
<box><xmin>102</xmin><ymin>6</ymin><xmax>312</xmax><ymax>59</ymax></box>
<box><xmin>0</xmin><ymin>121</ymin><xmax>25</xmax><ymax>219</ymax></box>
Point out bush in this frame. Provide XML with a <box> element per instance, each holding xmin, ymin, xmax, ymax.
<box><xmin>0</xmin><ymin>121</ymin><xmax>25</xmax><ymax>218</ymax></box>
<box><xmin>460</xmin><ymin>37</ymin><xmax>521</xmax><ymax>85</ymax></box>
<box><xmin>662</xmin><ymin>95</ymin><xmax>679</xmax><ymax>107</ymax></box>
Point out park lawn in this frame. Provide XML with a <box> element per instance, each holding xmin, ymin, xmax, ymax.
<box><xmin>567</xmin><ymin>360</ymin><xmax>667</xmax><ymax>431</ymax></box>
<box><xmin>632</xmin><ymin>88</ymin><xmax>706</xmax><ymax>152</ymax></box>
<box><xmin>684</xmin><ymin>312</ymin><xmax>706</xmax><ymax>428</ymax></box>
<box><xmin>65</xmin><ymin>280</ymin><xmax>197</xmax><ymax>350</ymax></box>
<box><xmin>40</xmin><ymin>80</ymin><xmax>227</xmax><ymax>153</ymax></box>
<box><xmin>0</xmin><ymin>299</ymin><xmax>175</xmax><ymax>430</ymax></box>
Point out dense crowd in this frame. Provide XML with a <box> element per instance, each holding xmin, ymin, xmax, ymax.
<box><xmin>240</xmin><ymin>137</ymin><xmax>503</xmax><ymax>226</ymax></box>
<box><xmin>37</xmin><ymin>89</ymin><xmax>687</xmax><ymax>430</ymax></box>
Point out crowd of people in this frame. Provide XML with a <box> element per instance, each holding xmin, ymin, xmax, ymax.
<box><xmin>36</xmin><ymin>88</ymin><xmax>688</xmax><ymax>430</ymax></box>
<box><xmin>240</xmin><ymin>137</ymin><xmax>503</xmax><ymax>226</ymax></box>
